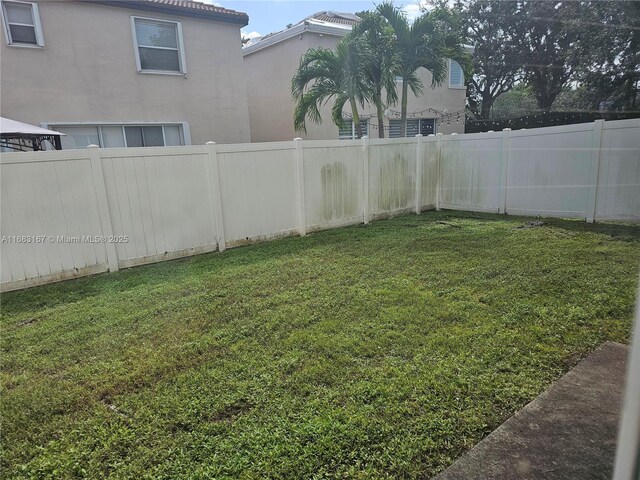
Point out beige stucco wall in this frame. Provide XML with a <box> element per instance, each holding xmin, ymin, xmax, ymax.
<box><xmin>244</xmin><ymin>30</ymin><xmax>467</xmax><ymax>142</ymax></box>
<box><xmin>0</xmin><ymin>1</ymin><xmax>250</xmax><ymax>145</ymax></box>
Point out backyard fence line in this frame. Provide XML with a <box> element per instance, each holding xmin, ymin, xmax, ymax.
<box><xmin>1</xmin><ymin>118</ymin><xmax>639</xmax><ymax>292</ymax></box>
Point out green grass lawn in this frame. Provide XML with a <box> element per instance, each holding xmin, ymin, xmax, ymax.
<box><xmin>2</xmin><ymin>211</ymin><xmax>639</xmax><ymax>479</ymax></box>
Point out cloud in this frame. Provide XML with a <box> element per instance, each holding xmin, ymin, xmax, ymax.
<box><xmin>242</xmin><ymin>30</ymin><xmax>262</xmax><ymax>40</ymax></box>
<box><xmin>402</xmin><ymin>1</ymin><xmax>430</xmax><ymax>23</ymax></box>
<box><xmin>401</xmin><ymin>0</ymin><xmax>453</xmax><ymax>23</ymax></box>
<box><xmin>241</xmin><ymin>29</ymin><xmax>262</xmax><ymax>46</ymax></box>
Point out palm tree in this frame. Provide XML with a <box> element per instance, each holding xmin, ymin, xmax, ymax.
<box><xmin>292</xmin><ymin>36</ymin><xmax>372</xmax><ymax>139</ymax></box>
<box><xmin>376</xmin><ymin>1</ymin><xmax>468</xmax><ymax>137</ymax></box>
<box><xmin>349</xmin><ymin>11</ymin><xmax>399</xmax><ymax>138</ymax></box>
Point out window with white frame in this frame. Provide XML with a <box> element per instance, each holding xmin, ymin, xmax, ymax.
<box><xmin>132</xmin><ymin>17</ymin><xmax>185</xmax><ymax>73</ymax></box>
<box><xmin>389</xmin><ymin>119</ymin><xmax>435</xmax><ymax>138</ymax></box>
<box><xmin>51</xmin><ymin>124</ymin><xmax>185</xmax><ymax>149</ymax></box>
<box><xmin>338</xmin><ymin>119</ymin><xmax>368</xmax><ymax>140</ymax></box>
<box><xmin>1</xmin><ymin>0</ymin><xmax>44</xmax><ymax>46</ymax></box>
<box><xmin>449</xmin><ymin>59</ymin><xmax>465</xmax><ymax>88</ymax></box>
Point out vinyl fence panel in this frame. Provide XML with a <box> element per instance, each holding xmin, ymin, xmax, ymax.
<box><xmin>506</xmin><ymin>123</ymin><xmax>596</xmax><ymax>218</ymax></box>
<box><xmin>0</xmin><ymin>151</ymin><xmax>108</xmax><ymax>288</ymax></box>
<box><xmin>1</xmin><ymin>119</ymin><xmax>638</xmax><ymax>291</ymax></box>
<box><xmin>368</xmin><ymin>139</ymin><xmax>417</xmax><ymax>218</ymax></box>
<box><xmin>596</xmin><ymin>119</ymin><xmax>640</xmax><ymax>222</ymax></box>
<box><xmin>217</xmin><ymin>142</ymin><xmax>299</xmax><ymax>245</ymax></box>
<box><xmin>303</xmin><ymin>140</ymin><xmax>364</xmax><ymax>231</ymax></box>
<box><xmin>439</xmin><ymin>132</ymin><xmax>503</xmax><ymax>213</ymax></box>
<box><xmin>100</xmin><ymin>146</ymin><xmax>218</xmax><ymax>268</ymax></box>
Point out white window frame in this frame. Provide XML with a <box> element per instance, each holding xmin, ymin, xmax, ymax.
<box><xmin>42</xmin><ymin>122</ymin><xmax>191</xmax><ymax>149</ymax></box>
<box><xmin>1</xmin><ymin>0</ymin><xmax>44</xmax><ymax>47</ymax></box>
<box><xmin>130</xmin><ymin>16</ymin><xmax>187</xmax><ymax>75</ymax></box>
<box><xmin>338</xmin><ymin>119</ymin><xmax>368</xmax><ymax>140</ymax></box>
<box><xmin>448</xmin><ymin>59</ymin><xmax>465</xmax><ymax>89</ymax></box>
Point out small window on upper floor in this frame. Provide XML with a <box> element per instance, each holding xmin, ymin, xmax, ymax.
<box><xmin>1</xmin><ymin>1</ymin><xmax>44</xmax><ymax>47</ymax></box>
<box><xmin>449</xmin><ymin>59</ymin><xmax>465</xmax><ymax>88</ymax></box>
<box><xmin>132</xmin><ymin>17</ymin><xmax>186</xmax><ymax>74</ymax></box>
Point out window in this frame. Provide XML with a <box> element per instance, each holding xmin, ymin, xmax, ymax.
<box><xmin>53</xmin><ymin>124</ymin><xmax>185</xmax><ymax>149</ymax></box>
<box><xmin>1</xmin><ymin>1</ymin><xmax>44</xmax><ymax>47</ymax></box>
<box><xmin>449</xmin><ymin>59</ymin><xmax>465</xmax><ymax>88</ymax></box>
<box><xmin>338</xmin><ymin>119</ymin><xmax>368</xmax><ymax>140</ymax></box>
<box><xmin>132</xmin><ymin>17</ymin><xmax>186</xmax><ymax>74</ymax></box>
<box><xmin>389</xmin><ymin>119</ymin><xmax>435</xmax><ymax>138</ymax></box>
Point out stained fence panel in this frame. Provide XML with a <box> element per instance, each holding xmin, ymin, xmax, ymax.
<box><xmin>368</xmin><ymin>140</ymin><xmax>417</xmax><ymax>217</ymax></box>
<box><xmin>420</xmin><ymin>138</ymin><xmax>439</xmax><ymax>209</ymax></box>
<box><xmin>303</xmin><ymin>141</ymin><xmax>364</xmax><ymax>230</ymax></box>
<box><xmin>1</xmin><ymin>119</ymin><xmax>638</xmax><ymax>292</ymax></box>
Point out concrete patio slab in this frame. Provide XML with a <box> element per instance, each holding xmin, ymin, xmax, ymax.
<box><xmin>435</xmin><ymin>341</ymin><xmax>629</xmax><ymax>480</ymax></box>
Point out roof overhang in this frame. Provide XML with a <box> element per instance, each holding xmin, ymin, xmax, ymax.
<box><xmin>84</xmin><ymin>0</ymin><xmax>249</xmax><ymax>27</ymax></box>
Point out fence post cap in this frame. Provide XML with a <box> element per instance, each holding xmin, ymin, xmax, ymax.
<box><xmin>487</xmin><ymin>130</ymin><xmax>494</xmax><ymax>133</ymax></box>
<box><xmin>451</xmin><ymin>133</ymin><xmax>458</xmax><ymax>136</ymax></box>
<box><xmin>436</xmin><ymin>133</ymin><xmax>443</xmax><ymax>136</ymax></box>
<box><xmin>205</xmin><ymin>141</ymin><xmax>216</xmax><ymax>145</ymax></box>
<box><xmin>293</xmin><ymin>137</ymin><xmax>303</xmax><ymax>141</ymax></box>
<box><xmin>87</xmin><ymin>144</ymin><xmax>99</xmax><ymax>149</ymax></box>
<box><xmin>503</xmin><ymin>128</ymin><xmax>512</xmax><ymax>132</ymax></box>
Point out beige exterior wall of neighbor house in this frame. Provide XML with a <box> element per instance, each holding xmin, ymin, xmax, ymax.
<box><xmin>244</xmin><ymin>29</ymin><xmax>467</xmax><ymax>142</ymax></box>
<box><xmin>0</xmin><ymin>0</ymin><xmax>251</xmax><ymax>145</ymax></box>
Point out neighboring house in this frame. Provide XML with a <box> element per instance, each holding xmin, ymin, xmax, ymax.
<box><xmin>243</xmin><ymin>11</ymin><xmax>473</xmax><ymax>142</ymax></box>
<box><xmin>0</xmin><ymin>0</ymin><xmax>251</xmax><ymax>148</ymax></box>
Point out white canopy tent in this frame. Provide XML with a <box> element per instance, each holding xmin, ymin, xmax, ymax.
<box><xmin>0</xmin><ymin>117</ymin><xmax>65</xmax><ymax>151</ymax></box>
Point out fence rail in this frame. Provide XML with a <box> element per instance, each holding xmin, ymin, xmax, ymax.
<box><xmin>1</xmin><ymin>119</ymin><xmax>638</xmax><ymax>291</ymax></box>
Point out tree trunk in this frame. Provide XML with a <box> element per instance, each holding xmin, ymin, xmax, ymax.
<box><xmin>350</xmin><ymin>97</ymin><xmax>362</xmax><ymax>139</ymax></box>
<box><xmin>400</xmin><ymin>78</ymin><xmax>409</xmax><ymax>137</ymax></box>
<box><xmin>480</xmin><ymin>97</ymin><xmax>493</xmax><ymax>119</ymax></box>
<box><xmin>376</xmin><ymin>95</ymin><xmax>385</xmax><ymax>139</ymax></box>
<box><xmin>537</xmin><ymin>95</ymin><xmax>554</xmax><ymax>111</ymax></box>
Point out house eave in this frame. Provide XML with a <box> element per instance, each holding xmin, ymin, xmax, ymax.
<box><xmin>84</xmin><ymin>0</ymin><xmax>249</xmax><ymax>26</ymax></box>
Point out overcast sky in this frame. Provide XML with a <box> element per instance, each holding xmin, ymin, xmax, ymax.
<box><xmin>203</xmin><ymin>0</ymin><xmax>430</xmax><ymax>40</ymax></box>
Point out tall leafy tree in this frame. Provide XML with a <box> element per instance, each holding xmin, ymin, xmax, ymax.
<box><xmin>572</xmin><ymin>0</ymin><xmax>639</xmax><ymax>111</ymax></box>
<box><xmin>349</xmin><ymin>11</ymin><xmax>399</xmax><ymax>138</ymax></box>
<box><xmin>376</xmin><ymin>1</ymin><xmax>469</xmax><ymax>136</ymax></box>
<box><xmin>457</xmin><ymin>0</ymin><xmax>522</xmax><ymax>119</ymax></box>
<box><xmin>516</xmin><ymin>1</ymin><xmax>581</xmax><ymax>110</ymax></box>
<box><xmin>291</xmin><ymin>37</ymin><xmax>372</xmax><ymax>138</ymax></box>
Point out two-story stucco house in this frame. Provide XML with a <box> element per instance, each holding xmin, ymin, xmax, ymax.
<box><xmin>243</xmin><ymin>11</ymin><xmax>472</xmax><ymax>142</ymax></box>
<box><xmin>0</xmin><ymin>0</ymin><xmax>251</xmax><ymax>148</ymax></box>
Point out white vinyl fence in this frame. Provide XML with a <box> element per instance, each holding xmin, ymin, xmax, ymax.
<box><xmin>1</xmin><ymin>119</ymin><xmax>638</xmax><ymax>291</ymax></box>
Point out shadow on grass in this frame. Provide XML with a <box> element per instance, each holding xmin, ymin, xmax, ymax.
<box><xmin>2</xmin><ymin>210</ymin><xmax>638</xmax><ymax>317</ymax></box>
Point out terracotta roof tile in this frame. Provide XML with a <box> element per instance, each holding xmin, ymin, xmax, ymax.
<box><xmin>141</xmin><ymin>0</ymin><xmax>247</xmax><ymax>18</ymax></box>
<box><xmin>91</xmin><ymin>0</ymin><xmax>248</xmax><ymax>25</ymax></box>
